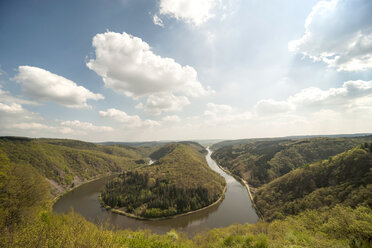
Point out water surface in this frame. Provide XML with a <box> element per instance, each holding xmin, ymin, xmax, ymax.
<box><xmin>53</xmin><ymin>147</ymin><xmax>259</xmax><ymax>235</ymax></box>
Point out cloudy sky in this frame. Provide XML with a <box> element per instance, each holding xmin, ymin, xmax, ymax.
<box><xmin>1</xmin><ymin>0</ymin><xmax>372</xmax><ymax>142</ymax></box>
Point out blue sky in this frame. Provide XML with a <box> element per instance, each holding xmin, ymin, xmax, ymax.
<box><xmin>1</xmin><ymin>0</ymin><xmax>372</xmax><ymax>141</ymax></box>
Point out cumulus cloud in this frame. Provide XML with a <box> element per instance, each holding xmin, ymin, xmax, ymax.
<box><xmin>136</xmin><ymin>93</ymin><xmax>190</xmax><ymax>115</ymax></box>
<box><xmin>0</xmin><ymin>86</ymin><xmax>37</xmax><ymax>106</ymax></box>
<box><xmin>99</xmin><ymin>108</ymin><xmax>142</xmax><ymax>124</ymax></box>
<box><xmin>153</xmin><ymin>14</ymin><xmax>164</xmax><ymax>27</ymax></box>
<box><xmin>0</xmin><ymin>88</ymin><xmax>41</xmax><ymax>129</ymax></box>
<box><xmin>204</xmin><ymin>102</ymin><xmax>233</xmax><ymax>116</ymax></box>
<box><xmin>61</xmin><ymin>120</ymin><xmax>113</xmax><ymax>132</ymax></box>
<box><xmin>13</xmin><ymin>122</ymin><xmax>51</xmax><ymax>130</ymax></box>
<box><xmin>289</xmin><ymin>0</ymin><xmax>372</xmax><ymax>71</ymax></box>
<box><xmin>99</xmin><ymin>108</ymin><xmax>160</xmax><ymax>128</ymax></box>
<box><xmin>161</xmin><ymin>115</ymin><xmax>181</xmax><ymax>122</ymax></box>
<box><xmin>204</xmin><ymin>102</ymin><xmax>252</xmax><ymax>124</ymax></box>
<box><xmin>14</xmin><ymin>66</ymin><xmax>104</xmax><ymax>108</ymax></box>
<box><xmin>6</xmin><ymin>118</ymin><xmax>114</xmax><ymax>138</ymax></box>
<box><xmin>0</xmin><ymin>102</ymin><xmax>24</xmax><ymax>114</ymax></box>
<box><xmin>159</xmin><ymin>0</ymin><xmax>217</xmax><ymax>26</ymax></box>
<box><xmin>289</xmin><ymin>80</ymin><xmax>372</xmax><ymax>107</ymax></box>
<box><xmin>87</xmin><ymin>31</ymin><xmax>211</xmax><ymax>98</ymax></box>
<box><xmin>255</xmin><ymin>80</ymin><xmax>372</xmax><ymax>116</ymax></box>
<box><xmin>254</xmin><ymin>99</ymin><xmax>295</xmax><ymax>116</ymax></box>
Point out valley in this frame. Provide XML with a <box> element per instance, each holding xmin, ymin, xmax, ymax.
<box><xmin>0</xmin><ymin>135</ymin><xmax>371</xmax><ymax>247</ymax></box>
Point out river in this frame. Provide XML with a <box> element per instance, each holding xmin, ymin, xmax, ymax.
<box><xmin>53</xmin><ymin>147</ymin><xmax>259</xmax><ymax>235</ymax></box>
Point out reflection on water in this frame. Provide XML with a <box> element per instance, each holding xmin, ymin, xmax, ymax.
<box><xmin>53</xmin><ymin>147</ymin><xmax>259</xmax><ymax>235</ymax></box>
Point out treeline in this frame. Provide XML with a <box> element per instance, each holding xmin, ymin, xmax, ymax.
<box><xmin>102</xmin><ymin>171</ymin><xmax>218</xmax><ymax>218</ymax></box>
<box><xmin>254</xmin><ymin>143</ymin><xmax>372</xmax><ymax>221</ymax></box>
<box><xmin>212</xmin><ymin>137</ymin><xmax>372</xmax><ymax>187</ymax></box>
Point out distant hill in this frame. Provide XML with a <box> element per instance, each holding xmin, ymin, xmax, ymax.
<box><xmin>101</xmin><ymin>142</ymin><xmax>225</xmax><ymax>218</ymax></box>
<box><xmin>211</xmin><ymin>133</ymin><xmax>372</xmax><ymax>150</ymax></box>
<box><xmin>0</xmin><ymin>137</ymin><xmax>145</xmax><ymax>196</ymax></box>
<box><xmin>98</xmin><ymin>141</ymin><xmax>169</xmax><ymax>147</ymax></box>
<box><xmin>211</xmin><ymin>136</ymin><xmax>372</xmax><ymax>187</ymax></box>
<box><xmin>254</xmin><ymin>143</ymin><xmax>372</xmax><ymax>221</ymax></box>
<box><xmin>149</xmin><ymin>141</ymin><xmax>206</xmax><ymax>160</ymax></box>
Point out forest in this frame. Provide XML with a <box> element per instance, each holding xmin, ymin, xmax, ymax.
<box><xmin>254</xmin><ymin>143</ymin><xmax>372</xmax><ymax>221</ymax></box>
<box><xmin>101</xmin><ymin>142</ymin><xmax>225</xmax><ymax>218</ymax></box>
<box><xmin>211</xmin><ymin>136</ymin><xmax>372</xmax><ymax>187</ymax></box>
<box><xmin>102</xmin><ymin>172</ymin><xmax>217</xmax><ymax>218</ymax></box>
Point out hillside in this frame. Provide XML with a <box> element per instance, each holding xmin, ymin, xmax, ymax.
<box><xmin>254</xmin><ymin>143</ymin><xmax>372</xmax><ymax>221</ymax></box>
<box><xmin>149</xmin><ymin>141</ymin><xmax>206</xmax><ymax>160</ymax></box>
<box><xmin>0</xmin><ymin>137</ymin><xmax>145</xmax><ymax>196</ymax></box>
<box><xmin>1</xmin><ymin>138</ymin><xmax>371</xmax><ymax>247</ymax></box>
<box><xmin>101</xmin><ymin>143</ymin><xmax>225</xmax><ymax>218</ymax></box>
<box><xmin>211</xmin><ymin>137</ymin><xmax>372</xmax><ymax>187</ymax></box>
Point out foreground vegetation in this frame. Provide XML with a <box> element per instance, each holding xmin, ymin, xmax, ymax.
<box><xmin>211</xmin><ymin>136</ymin><xmax>372</xmax><ymax>187</ymax></box>
<box><xmin>101</xmin><ymin>143</ymin><xmax>225</xmax><ymax>218</ymax></box>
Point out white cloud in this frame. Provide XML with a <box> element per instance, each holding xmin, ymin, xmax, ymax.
<box><xmin>0</xmin><ymin>102</ymin><xmax>24</xmax><ymax>114</ymax></box>
<box><xmin>204</xmin><ymin>102</ymin><xmax>233</xmax><ymax>116</ymax></box>
<box><xmin>99</xmin><ymin>108</ymin><xmax>160</xmax><ymax>128</ymax></box>
<box><xmin>161</xmin><ymin>115</ymin><xmax>181</xmax><ymax>122</ymax></box>
<box><xmin>61</xmin><ymin>120</ymin><xmax>113</xmax><ymax>132</ymax></box>
<box><xmin>0</xmin><ymin>86</ymin><xmax>37</xmax><ymax>106</ymax></box>
<box><xmin>13</xmin><ymin>122</ymin><xmax>51</xmax><ymax>130</ymax></box>
<box><xmin>14</xmin><ymin>66</ymin><xmax>104</xmax><ymax>108</ymax></box>
<box><xmin>289</xmin><ymin>80</ymin><xmax>372</xmax><ymax>107</ymax></box>
<box><xmin>136</xmin><ymin>93</ymin><xmax>190</xmax><ymax>115</ymax></box>
<box><xmin>159</xmin><ymin>0</ymin><xmax>217</xmax><ymax>26</ymax></box>
<box><xmin>142</xmin><ymin>119</ymin><xmax>161</xmax><ymax>128</ymax></box>
<box><xmin>204</xmin><ymin>102</ymin><xmax>252</xmax><ymax>124</ymax></box>
<box><xmin>153</xmin><ymin>14</ymin><xmax>164</xmax><ymax>27</ymax></box>
<box><xmin>87</xmin><ymin>31</ymin><xmax>211</xmax><ymax>98</ymax></box>
<box><xmin>99</xmin><ymin>108</ymin><xmax>142</xmax><ymax>124</ymax></box>
<box><xmin>289</xmin><ymin>0</ymin><xmax>372</xmax><ymax>71</ymax></box>
<box><xmin>254</xmin><ymin>80</ymin><xmax>372</xmax><ymax>116</ymax></box>
<box><xmin>0</xmin><ymin>88</ymin><xmax>41</xmax><ymax>129</ymax></box>
<box><xmin>200</xmin><ymin>80</ymin><xmax>372</xmax><ymax>132</ymax></box>
<box><xmin>254</xmin><ymin>99</ymin><xmax>295</xmax><ymax>116</ymax></box>
<box><xmin>60</xmin><ymin>127</ymin><xmax>74</xmax><ymax>134</ymax></box>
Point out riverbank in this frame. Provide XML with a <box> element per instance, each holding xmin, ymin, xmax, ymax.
<box><xmin>52</xmin><ymin>172</ymin><xmax>120</xmax><ymax>205</ymax></box>
<box><xmin>99</xmin><ymin>185</ymin><xmax>227</xmax><ymax>221</ymax></box>
<box><xmin>241</xmin><ymin>179</ymin><xmax>265</xmax><ymax>221</ymax></box>
<box><xmin>208</xmin><ymin>149</ymin><xmax>264</xmax><ymax>221</ymax></box>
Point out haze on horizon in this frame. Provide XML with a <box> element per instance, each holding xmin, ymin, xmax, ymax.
<box><xmin>1</xmin><ymin>0</ymin><xmax>372</xmax><ymax>142</ymax></box>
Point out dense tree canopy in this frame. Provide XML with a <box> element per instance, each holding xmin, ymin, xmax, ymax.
<box><xmin>212</xmin><ymin>137</ymin><xmax>372</xmax><ymax>187</ymax></box>
<box><xmin>254</xmin><ymin>144</ymin><xmax>372</xmax><ymax>221</ymax></box>
<box><xmin>101</xmin><ymin>143</ymin><xmax>225</xmax><ymax>218</ymax></box>
<box><xmin>102</xmin><ymin>172</ymin><xmax>217</xmax><ymax>218</ymax></box>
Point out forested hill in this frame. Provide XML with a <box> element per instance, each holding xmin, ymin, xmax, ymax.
<box><xmin>211</xmin><ymin>136</ymin><xmax>372</xmax><ymax>187</ymax></box>
<box><xmin>0</xmin><ymin>137</ymin><xmax>147</xmax><ymax>196</ymax></box>
<box><xmin>254</xmin><ymin>143</ymin><xmax>372</xmax><ymax>221</ymax></box>
<box><xmin>101</xmin><ymin>143</ymin><xmax>225</xmax><ymax>218</ymax></box>
<box><xmin>149</xmin><ymin>141</ymin><xmax>206</xmax><ymax>160</ymax></box>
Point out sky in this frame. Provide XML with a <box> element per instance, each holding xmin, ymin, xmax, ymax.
<box><xmin>0</xmin><ymin>0</ymin><xmax>372</xmax><ymax>142</ymax></box>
